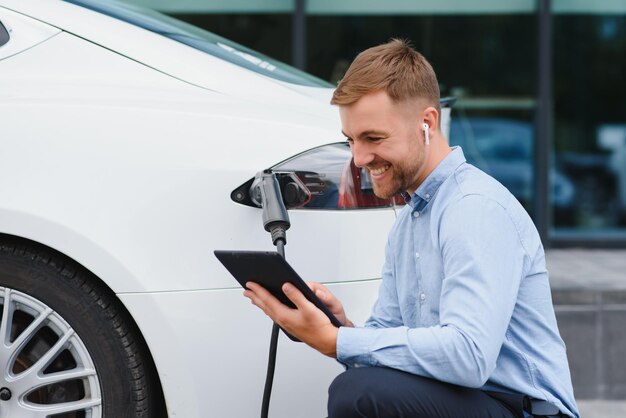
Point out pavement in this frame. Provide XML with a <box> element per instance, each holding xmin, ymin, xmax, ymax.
<box><xmin>546</xmin><ymin>249</ymin><xmax>626</xmax><ymax>290</ymax></box>
<box><xmin>545</xmin><ymin>249</ymin><xmax>626</xmax><ymax>418</ymax></box>
<box><xmin>577</xmin><ymin>399</ymin><xmax>626</xmax><ymax>418</ymax></box>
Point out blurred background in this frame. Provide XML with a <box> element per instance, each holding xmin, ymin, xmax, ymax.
<box><xmin>125</xmin><ymin>0</ymin><xmax>626</xmax><ymax>249</ymax></box>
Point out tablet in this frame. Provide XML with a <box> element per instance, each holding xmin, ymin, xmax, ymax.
<box><xmin>214</xmin><ymin>250</ymin><xmax>342</xmax><ymax>328</ymax></box>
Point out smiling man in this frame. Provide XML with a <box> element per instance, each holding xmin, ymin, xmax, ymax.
<box><xmin>244</xmin><ymin>39</ymin><xmax>579</xmax><ymax>418</ymax></box>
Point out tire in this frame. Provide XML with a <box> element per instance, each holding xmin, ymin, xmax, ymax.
<box><xmin>0</xmin><ymin>237</ymin><xmax>165</xmax><ymax>417</ymax></box>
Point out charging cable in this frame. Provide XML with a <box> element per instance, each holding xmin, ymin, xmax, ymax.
<box><xmin>250</xmin><ymin>170</ymin><xmax>291</xmax><ymax>418</ymax></box>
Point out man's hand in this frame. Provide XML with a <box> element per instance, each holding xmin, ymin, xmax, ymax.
<box><xmin>243</xmin><ymin>282</ymin><xmax>341</xmax><ymax>358</ymax></box>
<box><xmin>307</xmin><ymin>282</ymin><xmax>354</xmax><ymax>328</ymax></box>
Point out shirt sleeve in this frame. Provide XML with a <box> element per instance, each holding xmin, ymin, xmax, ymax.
<box><xmin>336</xmin><ymin>194</ymin><xmax>529</xmax><ymax>388</ymax></box>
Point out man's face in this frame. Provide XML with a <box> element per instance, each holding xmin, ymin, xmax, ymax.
<box><xmin>339</xmin><ymin>90</ymin><xmax>427</xmax><ymax>199</ymax></box>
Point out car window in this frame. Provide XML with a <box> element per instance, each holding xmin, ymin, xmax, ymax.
<box><xmin>63</xmin><ymin>0</ymin><xmax>333</xmax><ymax>88</ymax></box>
<box><xmin>0</xmin><ymin>20</ymin><xmax>9</xmax><ymax>47</ymax></box>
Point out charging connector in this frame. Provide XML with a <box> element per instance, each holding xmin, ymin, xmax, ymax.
<box><xmin>250</xmin><ymin>171</ymin><xmax>291</xmax><ymax>246</ymax></box>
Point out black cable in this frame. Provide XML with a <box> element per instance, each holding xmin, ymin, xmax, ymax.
<box><xmin>276</xmin><ymin>240</ymin><xmax>285</xmax><ymax>258</ymax></box>
<box><xmin>261</xmin><ymin>322</ymin><xmax>280</xmax><ymax>418</ymax></box>
<box><xmin>260</xmin><ymin>237</ymin><xmax>286</xmax><ymax>418</ymax></box>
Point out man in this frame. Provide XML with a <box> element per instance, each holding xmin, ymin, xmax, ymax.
<box><xmin>244</xmin><ymin>39</ymin><xmax>579</xmax><ymax>418</ymax></box>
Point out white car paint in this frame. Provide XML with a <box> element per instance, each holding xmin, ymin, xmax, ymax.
<box><xmin>119</xmin><ymin>280</ymin><xmax>381</xmax><ymax>417</ymax></box>
<box><xmin>0</xmin><ymin>7</ymin><xmax>60</xmax><ymax>60</ymax></box>
<box><xmin>0</xmin><ymin>1</ymin><xmax>396</xmax><ymax>417</ymax></box>
<box><xmin>2</xmin><ymin>0</ymin><xmax>337</xmax><ymax>108</ymax></box>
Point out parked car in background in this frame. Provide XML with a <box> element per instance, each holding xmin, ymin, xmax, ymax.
<box><xmin>0</xmin><ymin>0</ymin><xmax>404</xmax><ymax>416</ymax></box>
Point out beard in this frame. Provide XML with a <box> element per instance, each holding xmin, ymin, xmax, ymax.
<box><xmin>370</xmin><ymin>154</ymin><xmax>424</xmax><ymax>200</ymax></box>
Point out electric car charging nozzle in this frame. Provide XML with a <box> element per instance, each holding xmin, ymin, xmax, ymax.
<box><xmin>250</xmin><ymin>171</ymin><xmax>291</xmax><ymax>244</ymax></box>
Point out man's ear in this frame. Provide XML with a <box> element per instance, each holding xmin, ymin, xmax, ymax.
<box><xmin>421</xmin><ymin>106</ymin><xmax>439</xmax><ymax>133</ymax></box>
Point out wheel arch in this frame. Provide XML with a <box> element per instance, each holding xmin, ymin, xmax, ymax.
<box><xmin>0</xmin><ymin>231</ymin><xmax>168</xmax><ymax>417</ymax></box>
<box><xmin>0</xmin><ymin>208</ymin><xmax>154</xmax><ymax>292</ymax></box>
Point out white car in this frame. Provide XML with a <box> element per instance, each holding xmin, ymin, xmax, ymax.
<box><xmin>0</xmin><ymin>0</ymin><xmax>403</xmax><ymax>416</ymax></box>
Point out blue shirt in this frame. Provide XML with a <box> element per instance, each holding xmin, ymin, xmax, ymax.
<box><xmin>337</xmin><ymin>147</ymin><xmax>579</xmax><ymax>418</ymax></box>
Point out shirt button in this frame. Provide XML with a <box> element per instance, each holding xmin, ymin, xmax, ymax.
<box><xmin>415</xmin><ymin>252</ymin><xmax>420</xmax><ymax>259</ymax></box>
<box><xmin>425</xmin><ymin>193</ymin><xmax>431</xmax><ymax>200</ymax></box>
<box><xmin>412</xmin><ymin>211</ymin><xmax>420</xmax><ymax>218</ymax></box>
<box><xmin>420</xmin><ymin>293</ymin><xmax>426</xmax><ymax>301</ymax></box>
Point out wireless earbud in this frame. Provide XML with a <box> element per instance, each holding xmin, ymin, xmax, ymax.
<box><xmin>423</xmin><ymin>123</ymin><xmax>430</xmax><ymax>145</ymax></box>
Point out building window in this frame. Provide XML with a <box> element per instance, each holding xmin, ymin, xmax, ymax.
<box><xmin>552</xmin><ymin>1</ymin><xmax>626</xmax><ymax>238</ymax></box>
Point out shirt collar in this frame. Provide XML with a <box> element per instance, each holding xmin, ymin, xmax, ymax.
<box><xmin>405</xmin><ymin>146</ymin><xmax>466</xmax><ymax>210</ymax></box>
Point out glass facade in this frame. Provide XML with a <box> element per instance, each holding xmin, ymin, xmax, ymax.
<box><xmin>136</xmin><ymin>0</ymin><xmax>625</xmax><ymax>246</ymax></box>
<box><xmin>552</xmin><ymin>2</ymin><xmax>626</xmax><ymax>241</ymax></box>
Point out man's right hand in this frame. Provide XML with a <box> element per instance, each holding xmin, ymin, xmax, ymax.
<box><xmin>307</xmin><ymin>282</ymin><xmax>354</xmax><ymax>327</ymax></box>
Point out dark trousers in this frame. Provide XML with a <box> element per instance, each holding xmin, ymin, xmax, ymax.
<box><xmin>328</xmin><ymin>367</ymin><xmax>522</xmax><ymax>418</ymax></box>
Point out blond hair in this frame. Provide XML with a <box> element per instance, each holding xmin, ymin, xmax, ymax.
<box><xmin>331</xmin><ymin>39</ymin><xmax>440</xmax><ymax>113</ymax></box>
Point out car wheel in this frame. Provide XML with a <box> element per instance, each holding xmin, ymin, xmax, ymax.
<box><xmin>0</xmin><ymin>238</ymin><xmax>164</xmax><ymax>417</ymax></box>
